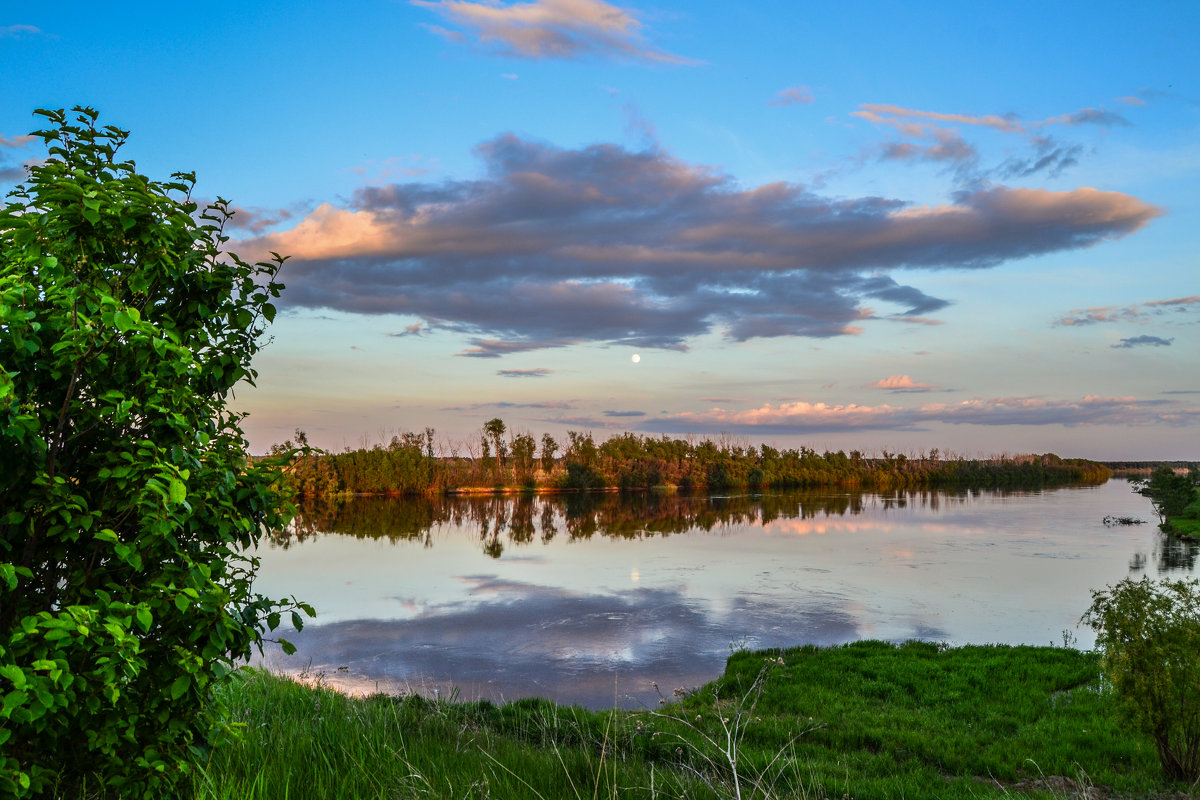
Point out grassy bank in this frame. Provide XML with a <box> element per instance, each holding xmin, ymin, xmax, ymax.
<box><xmin>195</xmin><ymin>641</ymin><xmax>1175</xmax><ymax>799</ymax></box>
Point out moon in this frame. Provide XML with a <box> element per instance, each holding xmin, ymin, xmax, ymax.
<box><xmin>631</xmin><ymin>353</ymin><xmax>641</xmax><ymax>363</ymax></box>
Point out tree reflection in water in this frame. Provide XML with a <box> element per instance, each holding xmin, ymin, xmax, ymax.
<box><xmin>269</xmin><ymin>487</ymin><xmax>1032</xmax><ymax>557</ymax></box>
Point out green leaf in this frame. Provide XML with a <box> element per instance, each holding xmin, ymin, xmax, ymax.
<box><xmin>278</xmin><ymin>638</ymin><xmax>297</xmax><ymax>656</ymax></box>
<box><xmin>168</xmin><ymin>478</ymin><xmax>187</xmax><ymax>505</ymax></box>
<box><xmin>135</xmin><ymin>607</ymin><xmax>152</xmax><ymax>633</ymax></box>
<box><xmin>113</xmin><ymin>310</ymin><xmax>136</xmax><ymax>332</ymax></box>
<box><xmin>169</xmin><ymin>676</ymin><xmax>189</xmax><ymax>700</ymax></box>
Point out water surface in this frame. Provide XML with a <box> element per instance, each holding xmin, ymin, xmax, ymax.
<box><xmin>253</xmin><ymin>481</ymin><xmax>1182</xmax><ymax>709</ymax></box>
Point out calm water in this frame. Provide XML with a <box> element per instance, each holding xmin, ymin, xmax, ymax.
<box><xmin>252</xmin><ymin>480</ymin><xmax>1186</xmax><ymax>709</ymax></box>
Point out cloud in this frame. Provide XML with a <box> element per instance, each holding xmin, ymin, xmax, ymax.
<box><xmin>0</xmin><ymin>135</ymin><xmax>36</xmax><ymax>148</ymax></box>
<box><xmin>1112</xmin><ymin>335</ymin><xmax>1174</xmax><ymax>349</ymax></box>
<box><xmin>1042</xmin><ymin>108</ymin><xmax>1131</xmax><ymax>127</ymax></box>
<box><xmin>857</xmin><ymin>103</ymin><xmax>1129</xmax><ymax>135</ymax></box>
<box><xmin>1146</xmin><ymin>295</ymin><xmax>1200</xmax><ymax>309</ymax></box>
<box><xmin>855</xmin><ymin>103</ymin><xmax>1130</xmax><ymax>185</ymax></box>
<box><xmin>220</xmin><ymin>204</ymin><xmax>297</xmax><ymax>235</ymax></box>
<box><xmin>994</xmin><ymin>135</ymin><xmax>1082</xmax><ymax>180</ymax></box>
<box><xmin>770</xmin><ymin>86</ymin><xmax>814</xmax><ymax>106</ymax></box>
<box><xmin>412</xmin><ymin>0</ymin><xmax>697</xmax><ymax>65</ymax></box>
<box><xmin>390</xmin><ymin>322</ymin><xmax>428</xmax><ymax>337</ymax></box>
<box><xmin>878</xmin><ymin>129</ymin><xmax>977</xmax><ymax>167</ymax></box>
<box><xmin>871</xmin><ymin>375</ymin><xmax>937</xmax><ymax>393</ymax></box>
<box><xmin>497</xmin><ymin>368</ymin><xmax>553</xmax><ymax>377</ymax></box>
<box><xmin>889</xmin><ymin>316</ymin><xmax>943</xmax><ymax>326</ymax></box>
<box><xmin>238</xmin><ymin>135</ymin><xmax>1160</xmax><ymax>355</ymax></box>
<box><xmin>603</xmin><ymin>409</ymin><xmax>646</xmax><ymax>417</ymax></box>
<box><xmin>621</xmin><ymin>101</ymin><xmax>657</xmax><ymax>145</ymax></box>
<box><xmin>642</xmin><ymin>395</ymin><xmax>1200</xmax><ymax>435</ymax></box>
<box><xmin>443</xmin><ymin>400</ymin><xmax>576</xmax><ymax>411</ymax></box>
<box><xmin>1056</xmin><ymin>295</ymin><xmax>1199</xmax><ymax>326</ymax></box>
<box><xmin>0</xmin><ymin>24</ymin><xmax>42</xmax><ymax>39</ymax></box>
<box><xmin>456</xmin><ymin>337</ymin><xmax>579</xmax><ymax>358</ymax></box>
<box><xmin>1115</xmin><ymin>95</ymin><xmax>1148</xmax><ymax>107</ymax></box>
<box><xmin>1056</xmin><ymin>305</ymin><xmax>1139</xmax><ymax>326</ymax></box>
<box><xmin>854</xmin><ymin>104</ymin><xmax>1023</xmax><ymax>133</ymax></box>
<box><xmin>492</xmin><ymin>400</ymin><xmax>574</xmax><ymax>409</ymax></box>
<box><xmin>0</xmin><ymin>133</ymin><xmax>37</xmax><ymax>182</ymax></box>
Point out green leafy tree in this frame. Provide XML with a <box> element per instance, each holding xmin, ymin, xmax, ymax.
<box><xmin>539</xmin><ymin>432</ymin><xmax>558</xmax><ymax>474</ymax></box>
<box><xmin>509</xmin><ymin>431</ymin><xmax>536</xmax><ymax>484</ymax></box>
<box><xmin>483</xmin><ymin>417</ymin><xmax>507</xmax><ymax>469</ymax></box>
<box><xmin>0</xmin><ymin>108</ymin><xmax>310</xmax><ymax>798</ymax></box>
<box><xmin>1083</xmin><ymin>577</ymin><xmax>1200</xmax><ymax>781</ymax></box>
<box><xmin>1136</xmin><ymin>466</ymin><xmax>1199</xmax><ymax>524</ymax></box>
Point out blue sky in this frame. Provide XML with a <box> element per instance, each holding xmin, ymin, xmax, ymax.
<box><xmin>3</xmin><ymin>1</ymin><xmax>1197</xmax><ymax>459</ymax></box>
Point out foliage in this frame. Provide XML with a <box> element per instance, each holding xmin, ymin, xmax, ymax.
<box><xmin>1135</xmin><ymin>467</ymin><xmax>1199</xmax><ymax>525</ymax></box>
<box><xmin>1083</xmin><ymin>577</ymin><xmax>1200</xmax><ymax>781</ymax></box>
<box><xmin>0</xmin><ymin>107</ymin><xmax>310</xmax><ymax>797</ymax></box>
<box><xmin>278</xmin><ymin>420</ymin><xmax>1112</xmax><ymax>496</ymax></box>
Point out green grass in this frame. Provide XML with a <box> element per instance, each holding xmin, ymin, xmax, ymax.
<box><xmin>1166</xmin><ymin>516</ymin><xmax>1200</xmax><ymax>540</ymax></box>
<box><xmin>195</xmin><ymin>641</ymin><xmax>1177</xmax><ymax>799</ymax></box>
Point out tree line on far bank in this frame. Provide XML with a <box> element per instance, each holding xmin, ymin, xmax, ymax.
<box><xmin>269</xmin><ymin>418</ymin><xmax>1112</xmax><ymax>496</ymax></box>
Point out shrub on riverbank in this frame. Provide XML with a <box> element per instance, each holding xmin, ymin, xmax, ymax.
<box><xmin>1134</xmin><ymin>466</ymin><xmax>1200</xmax><ymax>541</ymax></box>
<box><xmin>0</xmin><ymin>108</ymin><xmax>305</xmax><ymax>798</ymax></box>
<box><xmin>194</xmin><ymin>642</ymin><xmax>1174</xmax><ymax>799</ymax></box>
<box><xmin>1085</xmin><ymin>577</ymin><xmax>1200</xmax><ymax>781</ymax></box>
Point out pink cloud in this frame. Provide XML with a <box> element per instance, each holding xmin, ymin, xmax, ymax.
<box><xmin>413</xmin><ymin>0</ymin><xmax>697</xmax><ymax>64</ymax></box>
<box><xmin>1145</xmin><ymin>295</ymin><xmax>1200</xmax><ymax>308</ymax></box>
<box><xmin>856</xmin><ymin>103</ymin><xmax>1129</xmax><ymax>135</ymax></box>
<box><xmin>872</xmin><ymin>375</ymin><xmax>936</xmax><ymax>391</ymax></box>
<box><xmin>645</xmin><ymin>395</ymin><xmax>1199</xmax><ymax>434</ymax></box>
<box><xmin>1056</xmin><ymin>295</ymin><xmax>1199</xmax><ymax>326</ymax></box>
<box><xmin>770</xmin><ymin>86</ymin><xmax>815</xmax><ymax>106</ymax></box>
<box><xmin>0</xmin><ymin>134</ymin><xmax>37</xmax><ymax>148</ymax></box>
<box><xmin>856</xmin><ymin>104</ymin><xmax>1023</xmax><ymax>133</ymax></box>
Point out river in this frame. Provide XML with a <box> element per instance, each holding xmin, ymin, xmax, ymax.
<box><xmin>251</xmin><ymin>480</ymin><xmax>1183</xmax><ymax>709</ymax></box>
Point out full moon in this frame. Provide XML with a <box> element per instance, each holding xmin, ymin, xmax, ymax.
<box><xmin>631</xmin><ymin>353</ymin><xmax>641</xmax><ymax>363</ymax></box>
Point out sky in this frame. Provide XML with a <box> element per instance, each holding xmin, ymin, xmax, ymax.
<box><xmin>2</xmin><ymin>0</ymin><xmax>1198</xmax><ymax>460</ymax></box>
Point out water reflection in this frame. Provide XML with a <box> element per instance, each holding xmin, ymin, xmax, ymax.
<box><xmin>253</xmin><ymin>482</ymin><xmax>1171</xmax><ymax>709</ymax></box>
<box><xmin>270</xmin><ymin>488</ymin><xmax>997</xmax><ymax>558</ymax></box>
<box><xmin>1126</xmin><ymin>531</ymin><xmax>1200</xmax><ymax>573</ymax></box>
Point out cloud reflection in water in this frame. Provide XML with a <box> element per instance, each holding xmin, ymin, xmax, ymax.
<box><xmin>261</xmin><ymin>578</ymin><xmax>869</xmax><ymax>709</ymax></box>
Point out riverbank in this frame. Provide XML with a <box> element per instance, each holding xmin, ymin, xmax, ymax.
<box><xmin>270</xmin><ymin>425</ymin><xmax>1112</xmax><ymax>497</ymax></box>
<box><xmin>1135</xmin><ymin>466</ymin><xmax>1200</xmax><ymax>541</ymax></box>
<box><xmin>195</xmin><ymin>641</ymin><xmax>1176</xmax><ymax>800</ymax></box>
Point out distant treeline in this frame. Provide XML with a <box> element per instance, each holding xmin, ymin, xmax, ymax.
<box><xmin>1103</xmin><ymin>460</ymin><xmax>1199</xmax><ymax>475</ymax></box>
<box><xmin>269</xmin><ymin>421</ymin><xmax>1112</xmax><ymax>496</ymax></box>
